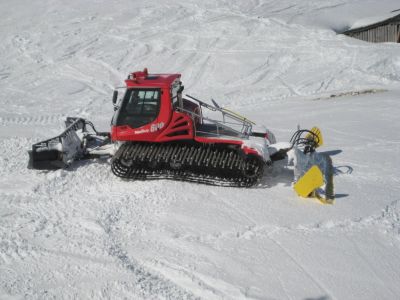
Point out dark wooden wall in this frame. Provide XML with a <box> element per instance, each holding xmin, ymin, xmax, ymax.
<box><xmin>345</xmin><ymin>22</ymin><xmax>400</xmax><ymax>43</ymax></box>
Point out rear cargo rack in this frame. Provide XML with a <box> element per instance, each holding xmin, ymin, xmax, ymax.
<box><xmin>181</xmin><ymin>94</ymin><xmax>254</xmax><ymax>138</ymax></box>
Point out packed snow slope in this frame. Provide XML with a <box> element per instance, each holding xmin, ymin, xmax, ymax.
<box><xmin>1</xmin><ymin>0</ymin><xmax>400</xmax><ymax>299</ymax></box>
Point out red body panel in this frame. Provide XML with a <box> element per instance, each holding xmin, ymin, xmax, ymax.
<box><xmin>110</xmin><ymin>69</ymin><xmax>258</xmax><ymax>155</ymax></box>
<box><xmin>155</xmin><ymin>112</ymin><xmax>194</xmax><ymax>142</ymax></box>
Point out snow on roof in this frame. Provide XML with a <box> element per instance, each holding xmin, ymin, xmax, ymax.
<box><xmin>349</xmin><ymin>11</ymin><xmax>400</xmax><ymax>30</ymax></box>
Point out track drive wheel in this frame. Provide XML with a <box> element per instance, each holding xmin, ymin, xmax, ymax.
<box><xmin>242</xmin><ymin>155</ymin><xmax>264</xmax><ymax>181</ymax></box>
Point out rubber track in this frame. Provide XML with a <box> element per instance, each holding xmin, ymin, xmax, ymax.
<box><xmin>111</xmin><ymin>142</ymin><xmax>264</xmax><ymax>187</ymax></box>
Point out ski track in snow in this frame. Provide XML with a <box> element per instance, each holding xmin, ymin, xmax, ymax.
<box><xmin>0</xmin><ymin>115</ymin><xmax>66</xmax><ymax>127</ymax></box>
<box><xmin>1</xmin><ymin>0</ymin><xmax>400</xmax><ymax>298</ymax></box>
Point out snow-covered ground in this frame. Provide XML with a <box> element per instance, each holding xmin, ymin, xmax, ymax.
<box><xmin>1</xmin><ymin>0</ymin><xmax>400</xmax><ymax>299</ymax></box>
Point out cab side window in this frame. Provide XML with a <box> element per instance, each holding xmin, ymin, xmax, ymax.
<box><xmin>171</xmin><ymin>83</ymin><xmax>181</xmax><ymax>109</ymax></box>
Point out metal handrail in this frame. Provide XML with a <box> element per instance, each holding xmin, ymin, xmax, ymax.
<box><xmin>184</xmin><ymin>95</ymin><xmax>254</xmax><ymax>129</ymax></box>
<box><xmin>179</xmin><ymin>96</ymin><xmax>253</xmax><ymax>138</ymax></box>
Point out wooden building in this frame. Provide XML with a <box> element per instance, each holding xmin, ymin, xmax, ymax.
<box><xmin>343</xmin><ymin>13</ymin><xmax>400</xmax><ymax>43</ymax></box>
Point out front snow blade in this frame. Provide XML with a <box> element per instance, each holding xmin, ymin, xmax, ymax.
<box><xmin>294</xmin><ymin>165</ymin><xmax>324</xmax><ymax>198</ymax></box>
<box><xmin>28</xmin><ymin>117</ymin><xmax>87</xmax><ymax>170</ymax></box>
<box><xmin>293</xmin><ymin>147</ymin><xmax>335</xmax><ymax>204</ymax></box>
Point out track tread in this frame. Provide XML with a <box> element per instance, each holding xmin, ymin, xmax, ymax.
<box><xmin>111</xmin><ymin>142</ymin><xmax>264</xmax><ymax>187</ymax></box>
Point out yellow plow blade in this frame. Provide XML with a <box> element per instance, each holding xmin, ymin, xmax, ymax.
<box><xmin>294</xmin><ymin>164</ymin><xmax>335</xmax><ymax>205</ymax></box>
<box><xmin>294</xmin><ymin>165</ymin><xmax>324</xmax><ymax>198</ymax></box>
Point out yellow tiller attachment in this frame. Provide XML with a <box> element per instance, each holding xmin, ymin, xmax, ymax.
<box><xmin>305</xmin><ymin>127</ymin><xmax>323</xmax><ymax>148</ymax></box>
<box><xmin>292</xmin><ymin>125</ymin><xmax>335</xmax><ymax>205</ymax></box>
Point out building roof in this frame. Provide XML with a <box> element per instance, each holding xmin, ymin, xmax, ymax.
<box><xmin>344</xmin><ymin>12</ymin><xmax>400</xmax><ymax>34</ymax></box>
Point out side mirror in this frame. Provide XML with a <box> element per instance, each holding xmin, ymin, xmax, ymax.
<box><xmin>112</xmin><ymin>90</ymin><xmax>118</xmax><ymax>105</ymax></box>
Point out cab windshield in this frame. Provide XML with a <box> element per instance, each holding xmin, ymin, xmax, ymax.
<box><xmin>116</xmin><ymin>88</ymin><xmax>161</xmax><ymax>128</ymax></box>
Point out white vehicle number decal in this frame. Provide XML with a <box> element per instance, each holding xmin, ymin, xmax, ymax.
<box><xmin>134</xmin><ymin>122</ymin><xmax>165</xmax><ymax>134</ymax></box>
<box><xmin>150</xmin><ymin>122</ymin><xmax>165</xmax><ymax>132</ymax></box>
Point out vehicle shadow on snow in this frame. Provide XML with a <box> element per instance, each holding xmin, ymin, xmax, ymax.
<box><xmin>64</xmin><ymin>156</ymin><xmax>111</xmax><ymax>171</ymax></box>
<box><xmin>257</xmin><ymin>158</ymin><xmax>294</xmax><ymax>189</ymax></box>
<box><xmin>332</xmin><ymin>165</ymin><xmax>353</xmax><ymax>199</ymax></box>
<box><xmin>304</xmin><ymin>296</ymin><xmax>330</xmax><ymax>300</ymax></box>
<box><xmin>320</xmin><ymin>149</ymin><xmax>353</xmax><ymax>177</ymax></box>
<box><xmin>334</xmin><ymin>165</ymin><xmax>353</xmax><ymax>175</ymax></box>
<box><xmin>320</xmin><ymin>149</ymin><xmax>342</xmax><ymax>156</ymax></box>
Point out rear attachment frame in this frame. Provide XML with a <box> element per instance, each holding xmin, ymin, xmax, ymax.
<box><xmin>28</xmin><ymin>117</ymin><xmax>110</xmax><ymax>170</ymax></box>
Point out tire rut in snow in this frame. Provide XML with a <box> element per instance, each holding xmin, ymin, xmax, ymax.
<box><xmin>99</xmin><ymin>209</ymin><xmax>196</xmax><ymax>299</ymax></box>
<box><xmin>0</xmin><ymin>114</ymin><xmax>65</xmax><ymax>126</ymax></box>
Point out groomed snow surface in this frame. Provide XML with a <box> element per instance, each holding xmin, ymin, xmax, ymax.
<box><xmin>1</xmin><ymin>0</ymin><xmax>400</xmax><ymax>299</ymax></box>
